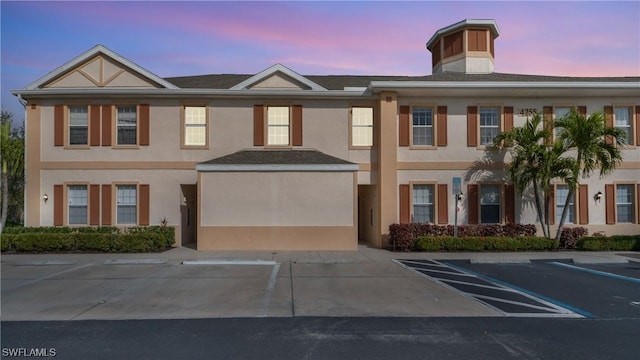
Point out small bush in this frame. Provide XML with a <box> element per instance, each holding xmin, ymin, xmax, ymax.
<box><xmin>576</xmin><ymin>235</ymin><xmax>640</xmax><ymax>251</ymax></box>
<box><xmin>128</xmin><ymin>226</ymin><xmax>175</xmax><ymax>247</ymax></box>
<box><xmin>559</xmin><ymin>227</ymin><xmax>588</xmax><ymax>249</ymax></box>
<box><xmin>414</xmin><ymin>236</ymin><xmax>557</xmax><ymax>252</ymax></box>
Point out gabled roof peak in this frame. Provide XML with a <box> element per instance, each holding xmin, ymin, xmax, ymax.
<box><xmin>230</xmin><ymin>63</ymin><xmax>327</xmax><ymax>91</ymax></box>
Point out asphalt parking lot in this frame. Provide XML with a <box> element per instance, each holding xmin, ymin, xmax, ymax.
<box><xmin>398</xmin><ymin>258</ymin><xmax>640</xmax><ymax>319</ymax></box>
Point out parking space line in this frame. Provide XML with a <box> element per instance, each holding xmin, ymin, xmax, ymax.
<box><xmin>550</xmin><ymin>261</ymin><xmax>640</xmax><ymax>284</ymax></box>
<box><xmin>443</xmin><ymin>262</ymin><xmax>595</xmax><ymax>319</ymax></box>
<box><xmin>258</xmin><ymin>262</ymin><xmax>281</xmax><ymax>318</ymax></box>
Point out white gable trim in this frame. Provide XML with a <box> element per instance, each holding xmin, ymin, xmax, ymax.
<box><xmin>230</xmin><ymin>64</ymin><xmax>327</xmax><ymax>91</ymax></box>
<box><xmin>25</xmin><ymin>44</ymin><xmax>178</xmax><ymax>90</ymax></box>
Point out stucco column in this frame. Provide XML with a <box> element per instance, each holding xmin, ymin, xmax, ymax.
<box><xmin>376</xmin><ymin>92</ymin><xmax>398</xmax><ymax>248</ymax></box>
<box><xmin>25</xmin><ymin>103</ymin><xmax>41</xmax><ymax>226</ymax></box>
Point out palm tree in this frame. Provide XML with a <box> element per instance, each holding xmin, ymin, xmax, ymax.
<box><xmin>0</xmin><ymin>110</ymin><xmax>25</xmax><ymax>234</ymax></box>
<box><xmin>553</xmin><ymin>108</ymin><xmax>625</xmax><ymax>241</ymax></box>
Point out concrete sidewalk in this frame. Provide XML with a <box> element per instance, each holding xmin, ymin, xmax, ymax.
<box><xmin>1</xmin><ymin>246</ymin><xmax>637</xmax><ymax>321</ymax></box>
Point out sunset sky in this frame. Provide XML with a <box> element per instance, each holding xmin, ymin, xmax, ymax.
<box><xmin>2</xmin><ymin>1</ymin><xmax>639</xmax><ymax>120</ymax></box>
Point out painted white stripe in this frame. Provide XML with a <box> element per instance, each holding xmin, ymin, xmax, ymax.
<box><xmin>471</xmin><ymin>294</ymin><xmax>568</xmax><ymax>313</ymax></box>
<box><xmin>4</xmin><ymin>263</ymin><xmax>94</xmax><ymax>292</ymax></box>
<box><xmin>414</xmin><ymin>268</ymin><xmax>476</xmax><ymax>277</ymax></box>
<box><xmin>437</xmin><ymin>278</ymin><xmax>517</xmax><ymax>292</ymax></box>
<box><xmin>400</xmin><ymin>260</ymin><xmax>448</xmax><ymax>267</ymax></box>
<box><xmin>104</xmin><ymin>259</ymin><xmax>166</xmax><ymax>265</ymax></box>
<box><xmin>182</xmin><ymin>260</ymin><xmax>277</xmax><ymax>266</ymax></box>
<box><xmin>257</xmin><ymin>263</ymin><xmax>281</xmax><ymax>317</ymax></box>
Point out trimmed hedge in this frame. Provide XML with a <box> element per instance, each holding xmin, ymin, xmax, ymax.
<box><xmin>1</xmin><ymin>226</ymin><xmax>175</xmax><ymax>253</ymax></box>
<box><xmin>576</xmin><ymin>235</ymin><xmax>640</xmax><ymax>251</ymax></box>
<box><xmin>388</xmin><ymin>223</ymin><xmax>537</xmax><ymax>251</ymax></box>
<box><xmin>414</xmin><ymin>236</ymin><xmax>557</xmax><ymax>252</ymax></box>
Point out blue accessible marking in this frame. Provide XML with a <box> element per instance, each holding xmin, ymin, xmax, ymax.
<box><xmin>550</xmin><ymin>262</ymin><xmax>640</xmax><ymax>285</ymax></box>
<box><xmin>442</xmin><ymin>261</ymin><xmax>596</xmax><ymax>319</ymax></box>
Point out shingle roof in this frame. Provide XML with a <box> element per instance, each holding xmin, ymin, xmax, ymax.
<box><xmin>164</xmin><ymin>72</ymin><xmax>639</xmax><ymax>90</ymax></box>
<box><xmin>199</xmin><ymin>149</ymin><xmax>355</xmax><ymax>165</ymax></box>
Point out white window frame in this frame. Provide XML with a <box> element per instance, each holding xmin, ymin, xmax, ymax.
<box><xmin>412</xmin><ymin>184</ymin><xmax>434</xmax><ymax>223</ymax></box>
<box><xmin>68</xmin><ymin>106</ymin><xmax>89</xmax><ymax>146</ymax></box>
<box><xmin>351</xmin><ymin>107</ymin><xmax>374</xmax><ymax>147</ymax></box>
<box><xmin>556</xmin><ymin>184</ymin><xmax>574</xmax><ymax>224</ymax></box>
<box><xmin>117</xmin><ymin>105</ymin><xmax>137</xmax><ymax>145</ymax></box>
<box><xmin>68</xmin><ymin>185</ymin><xmax>88</xmax><ymax>225</ymax></box>
<box><xmin>184</xmin><ymin>106</ymin><xmax>207</xmax><ymax>147</ymax></box>
<box><xmin>479</xmin><ymin>107</ymin><xmax>500</xmax><ymax>146</ymax></box>
<box><xmin>116</xmin><ymin>184</ymin><xmax>137</xmax><ymax>225</ymax></box>
<box><xmin>412</xmin><ymin>107</ymin><xmax>434</xmax><ymax>147</ymax></box>
<box><xmin>480</xmin><ymin>184</ymin><xmax>501</xmax><ymax>224</ymax></box>
<box><xmin>267</xmin><ymin>106</ymin><xmax>290</xmax><ymax>146</ymax></box>
<box><xmin>614</xmin><ymin>106</ymin><xmax>632</xmax><ymax>146</ymax></box>
<box><xmin>616</xmin><ymin>184</ymin><xmax>635</xmax><ymax>223</ymax></box>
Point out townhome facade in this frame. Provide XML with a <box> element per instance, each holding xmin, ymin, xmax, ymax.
<box><xmin>13</xmin><ymin>19</ymin><xmax>640</xmax><ymax>250</ymax></box>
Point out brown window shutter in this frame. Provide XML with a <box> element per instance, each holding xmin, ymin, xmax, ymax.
<box><xmin>543</xmin><ymin>106</ymin><xmax>553</xmax><ymax>145</ymax></box>
<box><xmin>605</xmin><ymin>184</ymin><xmax>615</xmax><ymax>224</ymax></box>
<box><xmin>578</xmin><ymin>184</ymin><xmax>589</xmax><ymax>225</ymax></box>
<box><xmin>399</xmin><ymin>106</ymin><xmax>410</xmax><ymax>146</ymax></box>
<box><xmin>53</xmin><ymin>184</ymin><xmax>63</xmax><ymax>226</ymax></box>
<box><xmin>101</xmin><ymin>184</ymin><xmax>112</xmax><ymax>225</ymax></box>
<box><xmin>604</xmin><ymin>106</ymin><xmax>614</xmax><ymax>145</ymax></box>
<box><xmin>254</xmin><ymin>105</ymin><xmax>264</xmax><ymax>146</ymax></box>
<box><xmin>635</xmin><ymin>106</ymin><xmax>640</xmax><ymax>146</ymax></box>
<box><xmin>102</xmin><ymin>105</ymin><xmax>112</xmax><ymax>146</ymax></box>
<box><xmin>89</xmin><ymin>184</ymin><xmax>100</xmax><ymax>225</ymax></box>
<box><xmin>399</xmin><ymin>184</ymin><xmax>410</xmax><ymax>224</ymax></box>
<box><xmin>467</xmin><ymin>184</ymin><xmax>479</xmax><ymax>224</ymax></box>
<box><xmin>292</xmin><ymin>105</ymin><xmax>303</xmax><ymax>146</ymax></box>
<box><xmin>90</xmin><ymin>105</ymin><xmax>101</xmax><ymax>146</ymax></box>
<box><xmin>504</xmin><ymin>184</ymin><xmax>515</xmax><ymax>224</ymax></box>
<box><xmin>637</xmin><ymin>184</ymin><xmax>640</xmax><ymax>224</ymax></box>
<box><xmin>548</xmin><ymin>185</ymin><xmax>555</xmax><ymax>226</ymax></box>
<box><xmin>577</xmin><ymin>106</ymin><xmax>587</xmax><ymax>117</ymax></box>
<box><xmin>437</xmin><ymin>184</ymin><xmax>448</xmax><ymax>224</ymax></box>
<box><xmin>437</xmin><ymin>106</ymin><xmax>447</xmax><ymax>147</ymax></box>
<box><xmin>139</xmin><ymin>184</ymin><xmax>150</xmax><ymax>226</ymax></box>
<box><xmin>54</xmin><ymin>105</ymin><xmax>64</xmax><ymax>146</ymax></box>
<box><xmin>504</xmin><ymin>106</ymin><xmax>514</xmax><ymax>132</ymax></box>
<box><xmin>139</xmin><ymin>104</ymin><xmax>150</xmax><ymax>146</ymax></box>
<box><xmin>467</xmin><ymin>106</ymin><xmax>478</xmax><ymax>147</ymax></box>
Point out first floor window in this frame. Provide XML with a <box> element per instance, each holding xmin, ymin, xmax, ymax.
<box><xmin>412</xmin><ymin>107</ymin><xmax>434</xmax><ymax>146</ymax></box>
<box><xmin>412</xmin><ymin>184</ymin><xmax>434</xmax><ymax>223</ymax></box>
<box><xmin>351</xmin><ymin>107</ymin><xmax>373</xmax><ymax>147</ymax></box>
<box><xmin>117</xmin><ymin>106</ymin><xmax>137</xmax><ymax>145</ymax></box>
<box><xmin>556</xmin><ymin>185</ymin><xmax>574</xmax><ymax>224</ymax></box>
<box><xmin>480</xmin><ymin>185</ymin><xmax>500</xmax><ymax>223</ymax></box>
<box><xmin>184</xmin><ymin>106</ymin><xmax>207</xmax><ymax>146</ymax></box>
<box><xmin>616</xmin><ymin>184</ymin><xmax>635</xmax><ymax>223</ymax></box>
<box><xmin>267</xmin><ymin>106</ymin><xmax>290</xmax><ymax>145</ymax></box>
<box><xmin>614</xmin><ymin>107</ymin><xmax>632</xmax><ymax>145</ymax></box>
<box><xmin>69</xmin><ymin>106</ymin><xmax>88</xmax><ymax>145</ymax></box>
<box><xmin>117</xmin><ymin>185</ymin><xmax>137</xmax><ymax>224</ymax></box>
<box><xmin>68</xmin><ymin>185</ymin><xmax>88</xmax><ymax>225</ymax></box>
<box><xmin>479</xmin><ymin>107</ymin><xmax>499</xmax><ymax>145</ymax></box>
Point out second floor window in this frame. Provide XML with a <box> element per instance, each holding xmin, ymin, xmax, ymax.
<box><xmin>412</xmin><ymin>184</ymin><xmax>434</xmax><ymax>223</ymax></box>
<box><xmin>412</xmin><ymin>108</ymin><xmax>434</xmax><ymax>146</ymax></box>
<box><xmin>614</xmin><ymin>107</ymin><xmax>632</xmax><ymax>145</ymax></box>
<box><xmin>267</xmin><ymin>106</ymin><xmax>290</xmax><ymax>146</ymax></box>
<box><xmin>184</xmin><ymin>106</ymin><xmax>207</xmax><ymax>146</ymax></box>
<box><xmin>117</xmin><ymin>106</ymin><xmax>137</xmax><ymax>145</ymax></box>
<box><xmin>479</xmin><ymin>107</ymin><xmax>499</xmax><ymax>146</ymax></box>
<box><xmin>554</xmin><ymin>106</ymin><xmax>572</xmax><ymax>139</ymax></box>
<box><xmin>69</xmin><ymin>106</ymin><xmax>88</xmax><ymax>145</ymax></box>
<box><xmin>351</xmin><ymin>107</ymin><xmax>373</xmax><ymax>147</ymax></box>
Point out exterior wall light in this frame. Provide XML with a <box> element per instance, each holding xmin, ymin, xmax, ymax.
<box><xmin>595</xmin><ymin>191</ymin><xmax>602</xmax><ymax>202</ymax></box>
<box><xmin>43</xmin><ymin>194</ymin><xmax>49</xmax><ymax>203</ymax></box>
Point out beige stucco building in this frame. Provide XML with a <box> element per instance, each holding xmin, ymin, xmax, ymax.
<box><xmin>12</xmin><ymin>19</ymin><xmax>640</xmax><ymax>250</ymax></box>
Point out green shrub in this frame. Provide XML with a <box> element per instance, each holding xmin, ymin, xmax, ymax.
<box><xmin>128</xmin><ymin>226</ymin><xmax>175</xmax><ymax>247</ymax></box>
<box><xmin>414</xmin><ymin>236</ymin><xmax>557</xmax><ymax>252</ymax></box>
<box><xmin>10</xmin><ymin>233</ymin><xmax>75</xmax><ymax>252</ymax></box>
<box><xmin>1</xmin><ymin>234</ymin><xmax>16</xmax><ymax>251</ymax></box>
<box><xmin>576</xmin><ymin>235</ymin><xmax>639</xmax><ymax>251</ymax></box>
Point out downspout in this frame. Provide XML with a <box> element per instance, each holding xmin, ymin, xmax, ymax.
<box><xmin>17</xmin><ymin>94</ymin><xmax>28</xmax><ymax>226</ymax></box>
